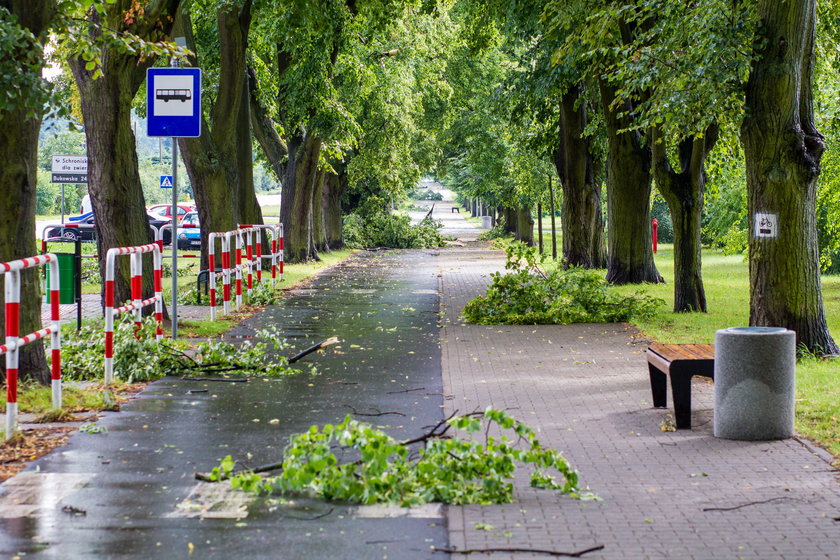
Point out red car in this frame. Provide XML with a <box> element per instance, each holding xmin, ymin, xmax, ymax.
<box><xmin>147</xmin><ymin>203</ymin><xmax>196</xmax><ymax>223</ymax></box>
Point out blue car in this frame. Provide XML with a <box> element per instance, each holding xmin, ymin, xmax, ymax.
<box><xmin>176</xmin><ymin>211</ymin><xmax>201</xmax><ymax>250</ymax></box>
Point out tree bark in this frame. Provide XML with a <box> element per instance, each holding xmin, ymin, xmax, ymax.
<box><xmin>324</xmin><ymin>172</ymin><xmax>345</xmax><ymax>250</ymax></box>
<box><xmin>312</xmin><ymin>168</ymin><xmax>328</xmax><ymax>254</ymax></box>
<box><xmin>281</xmin><ymin>133</ymin><xmax>322</xmax><ymax>262</ymax></box>
<box><xmin>741</xmin><ymin>0</ymin><xmax>837</xmax><ymax>353</ymax></box>
<box><xmin>69</xmin><ymin>1</ymin><xmax>179</xmax><ymax>314</ymax></box>
<box><xmin>176</xmin><ymin>3</ymin><xmax>264</xmax><ymax>271</ymax></box>
<box><xmin>600</xmin><ymin>80</ymin><xmax>663</xmax><ymax>285</ymax></box>
<box><xmin>0</xmin><ymin>0</ymin><xmax>55</xmax><ymax>384</ymax></box>
<box><xmin>502</xmin><ymin>206</ymin><xmax>517</xmax><ymax>235</ymax></box>
<box><xmin>515</xmin><ymin>206</ymin><xmax>534</xmax><ymax>246</ymax></box>
<box><xmin>651</xmin><ymin>125</ymin><xmax>718</xmax><ymax>312</ymax></box>
<box><xmin>554</xmin><ymin>86</ymin><xmax>606</xmax><ymax>268</ymax></box>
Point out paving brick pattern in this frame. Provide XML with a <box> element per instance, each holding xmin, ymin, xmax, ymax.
<box><xmin>439</xmin><ymin>246</ymin><xmax>840</xmax><ymax>560</ymax></box>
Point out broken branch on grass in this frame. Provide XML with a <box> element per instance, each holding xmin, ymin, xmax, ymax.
<box><xmin>431</xmin><ymin>545</ymin><xmax>605</xmax><ymax>557</ymax></box>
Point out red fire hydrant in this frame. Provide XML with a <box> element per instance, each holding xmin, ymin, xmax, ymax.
<box><xmin>652</xmin><ymin>218</ymin><xmax>659</xmax><ymax>254</ymax></box>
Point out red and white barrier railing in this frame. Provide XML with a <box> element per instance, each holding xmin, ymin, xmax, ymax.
<box><xmin>104</xmin><ymin>243</ymin><xmax>163</xmax><ymax>384</ymax></box>
<box><xmin>1</xmin><ymin>254</ymin><xmax>62</xmax><ymax>440</ymax></box>
<box><xmin>207</xmin><ymin>231</ymin><xmax>231</xmax><ymax>320</ymax></box>
<box><xmin>238</xmin><ymin>224</ymin><xmax>283</xmax><ymax>286</ymax></box>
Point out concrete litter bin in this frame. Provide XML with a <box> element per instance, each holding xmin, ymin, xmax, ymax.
<box><xmin>481</xmin><ymin>215</ymin><xmax>492</xmax><ymax>229</ymax></box>
<box><xmin>714</xmin><ymin>327</ymin><xmax>796</xmax><ymax>440</ymax></box>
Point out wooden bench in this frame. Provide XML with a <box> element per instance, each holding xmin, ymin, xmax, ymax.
<box><xmin>646</xmin><ymin>343</ymin><xmax>714</xmax><ymax>429</ymax></box>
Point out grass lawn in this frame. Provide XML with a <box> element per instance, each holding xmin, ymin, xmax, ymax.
<box><xmin>608</xmin><ymin>244</ymin><xmax>840</xmax><ymax>459</ymax></box>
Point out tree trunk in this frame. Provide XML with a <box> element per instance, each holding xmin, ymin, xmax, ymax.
<box><xmin>741</xmin><ymin>0</ymin><xmax>837</xmax><ymax>354</ymax></box>
<box><xmin>554</xmin><ymin>86</ymin><xmax>606</xmax><ymax>268</ymax></box>
<box><xmin>502</xmin><ymin>207</ymin><xmax>517</xmax><ymax>235</ymax></box>
<box><xmin>651</xmin><ymin>126</ymin><xmax>718</xmax><ymax>312</ymax></box>
<box><xmin>69</xmin><ymin>1</ymin><xmax>179</xmax><ymax>314</ymax></box>
<box><xmin>324</xmin><ymin>172</ymin><xmax>345</xmax><ymax>250</ymax></box>
<box><xmin>248</xmin><ymin>66</ymin><xmax>287</xmax><ymax>184</ymax></box>
<box><xmin>176</xmin><ymin>3</ymin><xmax>263</xmax><ymax>271</ymax></box>
<box><xmin>0</xmin><ymin>0</ymin><xmax>56</xmax><ymax>384</ymax></box>
<box><xmin>312</xmin><ymin>169</ymin><xmax>328</xmax><ymax>253</ymax></box>
<box><xmin>281</xmin><ymin>133</ymin><xmax>322</xmax><ymax>262</ymax></box>
<box><xmin>600</xmin><ymin>80</ymin><xmax>663</xmax><ymax>285</ymax></box>
<box><xmin>515</xmin><ymin>206</ymin><xmax>534</xmax><ymax>246</ymax></box>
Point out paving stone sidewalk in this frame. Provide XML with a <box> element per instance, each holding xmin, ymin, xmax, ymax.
<box><xmin>439</xmin><ymin>246</ymin><xmax>840</xmax><ymax>560</ymax></box>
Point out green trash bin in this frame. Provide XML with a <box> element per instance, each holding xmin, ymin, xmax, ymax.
<box><xmin>45</xmin><ymin>252</ymin><xmax>77</xmax><ymax>304</ymax></box>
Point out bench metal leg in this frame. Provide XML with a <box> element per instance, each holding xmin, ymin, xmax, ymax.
<box><xmin>648</xmin><ymin>363</ymin><xmax>667</xmax><ymax>408</ymax></box>
<box><xmin>669</xmin><ymin>369</ymin><xmax>693</xmax><ymax>429</ymax></box>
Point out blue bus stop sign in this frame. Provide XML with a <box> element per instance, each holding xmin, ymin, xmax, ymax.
<box><xmin>146</xmin><ymin>68</ymin><xmax>201</xmax><ymax>138</ymax></box>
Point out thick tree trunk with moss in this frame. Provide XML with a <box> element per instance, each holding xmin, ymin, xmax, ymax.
<box><xmin>312</xmin><ymin>169</ymin><xmax>328</xmax><ymax>254</ymax></box>
<box><xmin>600</xmin><ymin>81</ymin><xmax>663</xmax><ymax>285</ymax></box>
<box><xmin>652</xmin><ymin>125</ymin><xmax>718</xmax><ymax>312</ymax></box>
<box><xmin>324</xmin><ymin>172</ymin><xmax>345</xmax><ymax>250</ymax></box>
<box><xmin>176</xmin><ymin>4</ymin><xmax>264</xmax><ymax>271</ymax></box>
<box><xmin>741</xmin><ymin>0</ymin><xmax>837</xmax><ymax>354</ymax></box>
<box><xmin>555</xmin><ymin>86</ymin><xmax>605</xmax><ymax>268</ymax></box>
<box><xmin>281</xmin><ymin>133</ymin><xmax>322</xmax><ymax>262</ymax></box>
<box><xmin>515</xmin><ymin>206</ymin><xmax>534</xmax><ymax>246</ymax></box>
<box><xmin>69</xmin><ymin>1</ymin><xmax>179</xmax><ymax>314</ymax></box>
<box><xmin>70</xmin><ymin>61</ymin><xmax>158</xmax><ymax>312</ymax></box>
<box><xmin>0</xmin><ymin>0</ymin><xmax>55</xmax><ymax>384</ymax></box>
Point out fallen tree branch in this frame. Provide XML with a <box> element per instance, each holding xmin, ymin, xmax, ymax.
<box><xmin>182</xmin><ymin>377</ymin><xmax>250</xmax><ymax>383</ymax></box>
<box><xmin>386</xmin><ymin>387</ymin><xmax>425</xmax><ymax>394</ymax></box>
<box><xmin>345</xmin><ymin>405</ymin><xmax>406</xmax><ymax>417</ymax></box>
<box><xmin>288</xmin><ymin>337</ymin><xmax>340</xmax><ymax>364</ymax></box>
<box><xmin>431</xmin><ymin>545</ymin><xmax>605</xmax><ymax>557</ymax></box>
<box><xmin>195</xmin><ymin>459</ymin><xmax>285</xmax><ymax>482</ymax></box>
<box><xmin>702</xmin><ymin>496</ymin><xmax>794</xmax><ymax>512</ymax></box>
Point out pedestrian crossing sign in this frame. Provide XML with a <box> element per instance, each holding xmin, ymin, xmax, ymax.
<box><xmin>160</xmin><ymin>175</ymin><xmax>173</xmax><ymax>188</ymax></box>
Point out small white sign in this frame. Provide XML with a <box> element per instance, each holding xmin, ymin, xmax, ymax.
<box><xmin>160</xmin><ymin>175</ymin><xmax>173</xmax><ymax>188</ymax></box>
<box><xmin>152</xmin><ymin>75</ymin><xmax>195</xmax><ymax>117</ymax></box>
<box><xmin>754</xmin><ymin>212</ymin><xmax>779</xmax><ymax>239</ymax></box>
<box><xmin>51</xmin><ymin>155</ymin><xmax>87</xmax><ymax>173</ymax></box>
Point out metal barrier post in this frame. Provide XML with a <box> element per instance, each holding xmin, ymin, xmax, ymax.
<box><xmin>104</xmin><ymin>243</ymin><xmax>163</xmax><ymax>384</ymax></box>
<box><xmin>1</xmin><ymin>254</ymin><xmax>62</xmax><ymax>440</ymax></box>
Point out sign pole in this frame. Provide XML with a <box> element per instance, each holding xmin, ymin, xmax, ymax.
<box><xmin>171</xmin><ymin>139</ymin><xmax>179</xmax><ymax>339</ymax></box>
<box><xmin>60</xmin><ymin>184</ymin><xmax>65</xmax><ymax>223</ymax></box>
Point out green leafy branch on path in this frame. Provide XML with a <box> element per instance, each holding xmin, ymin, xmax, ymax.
<box><xmin>59</xmin><ymin>316</ymin><xmax>304</xmax><ymax>383</ymax></box>
<box><xmin>207</xmin><ymin>407</ymin><xmax>587</xmax><ymax>507</ymax></box>
<box><xmin>463</xmin><ymin>241</ymin><xmax>663</xmax><ymax>325</ymax></box>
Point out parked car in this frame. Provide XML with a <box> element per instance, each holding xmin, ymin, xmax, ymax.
<box><xmin>45</xmin><ymin>213</ymin><xmax>173</xmax><ymax>245</ymax></box>
<box><xmin>148</xmin><ymin>203</ymin><xmax>196</xmax><ymax>223</ymax></box>
<box><xmin>176</xmin><ymin>211</ymin><xmax>201</xmax><ymax>250</ymax></box>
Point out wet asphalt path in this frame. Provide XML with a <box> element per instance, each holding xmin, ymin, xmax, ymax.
<box><xmin>1</xmin><ymin>249</ymin><xmax>449</xmax><ymax>559</ymax></box>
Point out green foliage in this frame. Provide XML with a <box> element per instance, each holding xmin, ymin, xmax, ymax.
<box><xmin>343</xmin><ymin>199</ymin><xmax>448</xmax><ymax>249</ymax></box>
<box><xmin>59</xmin><ymin>317</ymin><xmax>299</xmax><ymax>382</ymax></box>
<box><xmin>463</xmin><ymin>241</ymin><xmax>661</xmax><ymax>325</ymax></box>
<box><xmin>214</xmin><ymin>407</ymin><xmax>582</xmax><ymax>506</ymax></box>
<box><xmin>409</xmin><ymin>188</ymin><xmax>443</xmax><ymax>201</ymax></box>
<box><xmin>61</xmin><ymin>316</ymin><xmax>170</xmax><ymax>383</ymax></box>
<box><xmin>246</xmin><ymin>282</ymin><xmax>280</xmax><ymax>306</ymax></box>
<box><xmin>476</xmin><ymin>220</ymin><xmax>510</xmax><ymax>241</ymax></box>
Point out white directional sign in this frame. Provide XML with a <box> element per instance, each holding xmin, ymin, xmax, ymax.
<box><xmin>160</xmin><ymin>175</ymin><xmax>173</xmax><ymax>189</ymax></box>
<box><xmin>147</xmin><ymin>68</ymin><xmax>201</xmax><ymax>138</ymax></box>
<box><xmin>51</xmin><ymin>155</ymin><xmax>88</xmax><ymax>184</ymax></box>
